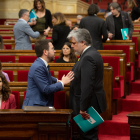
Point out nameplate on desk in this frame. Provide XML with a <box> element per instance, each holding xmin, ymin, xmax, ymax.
<box><xmin>23</xmin><ymin>106</ymin><xmax>55</xmax><ymax>112</ymax></box>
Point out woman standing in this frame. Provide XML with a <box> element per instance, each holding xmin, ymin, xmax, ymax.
<box><xmin>128</xmin><ymin>0</ymin><xmax>140</xmax><ymax>21</ymax></box>
<box><xmin>56</xmin><ymin>42</ymin><xmax>77</xmax><ymax>63</ymax></box>
<box><xmin>52</xmin><ymin>12</ymin><xmax>70</xmax><ymax>50</ymax></box>
<box><xmin>0</xmin><ymin>72</ymin><xmax>16</xmax><ymax>109</ymax></box>
<box><xmin>29</xmin><ymin>0</ymin><xmax>53</xmax><ymax>39</ymax></box>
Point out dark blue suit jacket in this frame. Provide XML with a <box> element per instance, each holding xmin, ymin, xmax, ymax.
<box><xmin>22</xmin><ymin>58</ymin><xmax>63</xmax><ymax>107</ymax></box>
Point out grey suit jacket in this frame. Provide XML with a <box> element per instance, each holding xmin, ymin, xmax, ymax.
<box><xmin>106</xmin><ymin>11</ymin><xmax>134</xmax><ymax>40</ymax></box>
<box><xmin>13</xmin><ymin>19</ymin><xmax>40</xmax><ymax>50</ymax></box>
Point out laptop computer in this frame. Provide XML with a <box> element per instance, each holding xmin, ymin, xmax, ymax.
<box><xmin>23</xmin><ymin>106</ymin><xmax>55</xmax><ymax>112</ymax></box>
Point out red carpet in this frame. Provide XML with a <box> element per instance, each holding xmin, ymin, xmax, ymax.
<box><xmin>99</xmin><ymin>112</ymin><xmax>130</xmax><ymax>136</ymax></box>
<box><xmin>99</xmin><ymin>78</ymin><xmax>140</xmax><ymax>139</ymax></box>
<box><xmin>98</xmin><ymin>135</ymin><xmax>130</xmax><ymax>140</ymax></box>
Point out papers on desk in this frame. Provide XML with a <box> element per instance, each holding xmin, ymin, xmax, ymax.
<box><xmin>73</xmin><ymin>106</ymin><xmax>104</xmax><ymax>133</ymax></box>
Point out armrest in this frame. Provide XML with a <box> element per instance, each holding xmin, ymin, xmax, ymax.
<box><xmin>115</xmin><ymin>75</ymin><xmax>124</xmax><ymax>82</ymax></box>
<box><xmin>127</xmin><ymin>62</ymin><xmax>134</xmax><ymax>67</ymax></box>
<box><xmin>115</xmin><ymin>75</ymin><xmax>124</xmax><ymax>97</ymax></box>
<box><xmin>127</xmin><ymin>62</ymin><xmax>134</xmax><ymax>82</ymax></box>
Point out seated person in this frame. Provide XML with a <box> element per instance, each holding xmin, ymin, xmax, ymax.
<box><xmin>71</xmin><ymin>24</ymin><xmax>79</xmax><ymax>31</ymax></box>
<box><xmin>56</xmin><ymin>42</ymin><xmax>77</xmax><ymax>63</ymax></box>
<box><xmin>0</xmin><ymin>61</ymin><xmax>10</xmax><ymax>82</ymax></box>
<box><xmin>67</xmin><ymin>19</ymin><xmax>73</xmax><ymax>30</ymax></box>
<box><xmin>0</xmin><ymin>35</ymin><xmax>4</xmax><ymax>49</ymax></box>
<box><xmin>75</xmin><ymin>15</ymin><xmax>83</xmax><ymax>26</ymax></box>
<box><xmin>0</xmin><ymin>72</ymin><xmax>16</xmax><ymax>109</ymax></box>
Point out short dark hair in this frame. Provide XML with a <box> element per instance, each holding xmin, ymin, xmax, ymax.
<box><xmin>109</xmin><ymin>2</ymin><xmax>121</xmax><ymax>12</ymax></box>
<box><xmin>88</xmin><ymin>4</ymin><xmax>99</xmax><ymax>16</ymax></box>
<box><xmin>0</xmin><ymin>61</ymin><xmax>2</xmax><ymax>70</ymax></box>
<box><xmin>0</xmin><ymin>35</ymin><xmax>4</xmax><ymax>49</ymax></box>
<box><xmin>18</xmin><ymin>9</ymin><xmax>29</xmax><ymax>18</ymax></box>
<box><xmin>35</xmin><ymin>39</ymin><xmax>52</xmax><ymax>57</ymax></box>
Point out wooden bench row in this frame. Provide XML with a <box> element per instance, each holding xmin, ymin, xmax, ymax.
<box><xmin>6</xmin><ymin>63</ymin><xmax>113</xmax><ymax>121</ymax></box>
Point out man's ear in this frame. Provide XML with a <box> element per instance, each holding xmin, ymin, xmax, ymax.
<box><xmin>43</xmin><ymin>49</ymin><xmax>48</xmax><ymax>56</ymax></box>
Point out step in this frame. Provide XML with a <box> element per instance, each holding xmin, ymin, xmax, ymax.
<box><xmin>122</xmin><ymin>94</ymin><xmax>140</xmax><ymax>112</ymax></box>
<box><xmin>129</xmin><ymin>80</ymin><xmax>140</xmax><ymax>93</ymax></box>
<box><xmin>99</xmin><ymin>135</ymin><xmax>130</xmax><ymax>140</ymax></box>
<box><xmin>99</xmin><ymin>112</ymin><xmax>130</xmax><ymax>136</ymax></box>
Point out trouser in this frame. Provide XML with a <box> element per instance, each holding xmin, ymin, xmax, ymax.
<box><xmin>79</xmin><ymin>126</ymin><xmax>98</xmax><ymax>140</ymax></box>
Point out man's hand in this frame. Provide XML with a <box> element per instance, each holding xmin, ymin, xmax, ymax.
<box><xmin>61</xmin><ymin>71</ymin><xmax>74</xmax><ymax>85</ymax></box>
<box><xmin>44</xmin><ymin>27</ymin><xmax>50</xmax><ymax>36</ymax></box>
<box><xmin>108</xmin><ymin>33</ymin><xmax>113</xmax><ymax>39</ymax></box>
<box><xmin>126</xmin><ymin>36</ymin><xmax>130</xmax><ymax>40</ymax></box>
<box><xmin>80</xmin><ymin>110</ymin><xmax>90</xmax><ymax>119</ymax></box>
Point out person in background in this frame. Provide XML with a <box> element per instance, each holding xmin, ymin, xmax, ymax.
<box><xmin>0</xmin><ymin>72</ymin><xmax>16</xmax><ymax>109</ymax></box>
<box><xmin>13</xmin><ymin>9</ymin><xmax>40</xmax><ymax>50</ymax></box>
<box><xmin>22</xmin><ymin>39</ymin><xmax>74</xmax><ymax>107</ymax></box>
<box><xmin>106</xmin><ymin>2</ymin><xmax>134</xmax><ymax>40</ymax></box>
<box><xmin>104</xmin><ymin>10</ymin><xmax>112</xmax><ymax>20</ymax></box>
<box><xmin>0</xmin><ymin>61</ymin><xmax>10</xmax><ymax>82</ymax></box>
<box><xmin>75</xmin><ymin>15</ymin><xmax>83</xmax><ymax>26</ymax></box>
<box><xmin>52</xmin><ymin>12</ymin><xmax>70</xmax><ymax>50</ymax></box>
<box><xmin>67</xmin><ymin>19</ymin><xmax>73</xmax><ymax>29</ymax></box>
<box><xmin>56</xmin><ymin>42</ymin><xmax>77</xmax><ymax>63</ymax></box>
<box><xmin>0</xmin><ymin>35</ymin><xmax>4</xmax><ymax>49</ymax></box>
<box><xmin>29</xmin><ymin>0</ymin><xmax>53</xmax><ymax>40</ymax></box>
<box><xmin>71</xmin><ymin>24</ymin><xmax>79</xmax><ymax>30</ymax></box>
<box><xmin>127</xmin><ymin>0</ymin><xmax>140</xmax><ymax>22</ymax></box>
<box><xmin>106</xmin><ymin>0</ymin><xmax>121</xmax><ymax>11</ymax></box>
<box><xmin>79</xmin><ymin>4</ymin><xmax>108</xmax><ymax>50</ymax></box>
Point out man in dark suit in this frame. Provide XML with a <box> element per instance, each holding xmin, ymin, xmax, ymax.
<box><xmin>22</xmin><ymin>39</ymin><xmax>74</xmax><ymax>107</ymax></box>
<box><xmin>67</xmin><ymin>29</ymin><xmax>107</xmax><ymax>140</ymax></box>
<box><xmin>106</xmin><ymin>2</ymin><xmax>134</xmax><ymax>40</ymax></box>
<box><xmin>79</xmin><ymin>4</ymin><xmax>108</xmax><ymax>50</ymax></box>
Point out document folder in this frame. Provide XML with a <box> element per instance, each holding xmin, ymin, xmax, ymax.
<box><xmin>73</xmin><ymin>106</ymin><xmax>104</xmax><ymax>133</ymax></box>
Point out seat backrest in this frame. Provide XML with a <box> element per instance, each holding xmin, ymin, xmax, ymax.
<box><xmin>4</xmin><ymin>45</ymin><xmax>12</xmax><ymax>49</ymax></box>
<box><xmin>50</xmin><ymin>71</ymin><xmax>54</xmax><ymax>77</ymax></box>
<box><xmin>32</xmin><ymin>44</ymin><xmax>35</xmax><ymax>50</ymax></box>
<box><xmin>102</xmin><ymin>56</ymin><xmax>120</xmax><ymax>87</ymax></box>
<box><xmin>103</xmin><ymin>45</ymin><xmax>130</xmax><ymax>63</ymax></box>
<box><xmin>11</xmin><ymin>91</ymin><xmax>20</xmax><ymax>109</ymax></box>
<box><xmin>2</xmin><ymin>70</ymin><xmax>13</xmax><ymax>81</ymax></box>
<box><xmin>18</xmin><ymin>56</ymin><xmax>37</xmax><ymax>63</ymax></box>
<box><xmin>58</xmin><ymin>70</ymin><xmax>70</xmax><ymax>80</ymax></box>
<box><xmin>132</xmin><ymin>37</ymin><xmax>137</xmax><ymax>51</ymax></box>
<box><xmin>17</xmin><ymin>70</ymin><xmax>29</xmax><ymax>82</ymax></box>
<box><xmin>2</xmin><ymin>36</ymin><xmax>11</xmax><ymax>39</ymax></box>
<box><xmin>24</xmin><ymin>91</ymin><xmax>26</xmax><ymax>99</ymax></box>
<box><xmin>54</xmin><ymin>56</ymin><xmax>59</xmax><ymax>63</ymax></box>
<box><xmin>0</xmin><ymin>56</ymin><xmax>15</xmax><ymax>63</ymax></box>
<box><xmin>54</xmin><ymin>91</ymin><xmax>66</xmax><ymax>109</ymax></box>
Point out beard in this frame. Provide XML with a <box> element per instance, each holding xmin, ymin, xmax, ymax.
<box><xmin>48</xmin><ymin>53</ymin><xmax>55</xmax><ymax>62</ymax></box>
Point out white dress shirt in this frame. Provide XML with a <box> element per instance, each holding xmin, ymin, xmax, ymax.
<box><xmin>39</xmin><ymin>57</ymin><xmax>64</xmax><ymax>87</ymax></box>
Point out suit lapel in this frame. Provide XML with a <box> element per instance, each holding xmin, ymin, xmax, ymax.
<box><xmin>121</xmin><ymin>12</ymin><xmax>125</xmax><ymax>28</ymax></box>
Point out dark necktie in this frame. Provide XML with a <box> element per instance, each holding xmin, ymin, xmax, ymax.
<box><xmin>47</xmin><ymin>65</ymin><xmax>52</xmax><ymax>84</ymax></box>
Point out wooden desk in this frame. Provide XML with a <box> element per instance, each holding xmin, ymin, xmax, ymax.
<box><xmin>6</xmin><ymin>63</ymin><xmax>113</xmax><ymax>120</ymax></box>
<box><xmin>127</xmin><ymin>111</ymin><xmax>140</xmax><ymax>140</ymax></box>
<box><xmin>0</xmin><ymin>109</ymin><xmax>72</xmax><ymax>140</ymax></box>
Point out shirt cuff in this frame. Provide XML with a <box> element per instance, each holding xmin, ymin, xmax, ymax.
<box><xmin>60</xmin><ymin>81</ymin><xmax>64</xmax><ymax>87</ymax></box>
<box><xmin>57</xmin><ymin>79</ymin><xmax>64</xmax><ymax>87</ymax></box>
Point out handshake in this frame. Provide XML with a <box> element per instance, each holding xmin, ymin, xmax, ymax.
<box><xmin>59</xmin><ymin>71</ymin><xmax>74</xmax><ymax>85</ymax></box>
